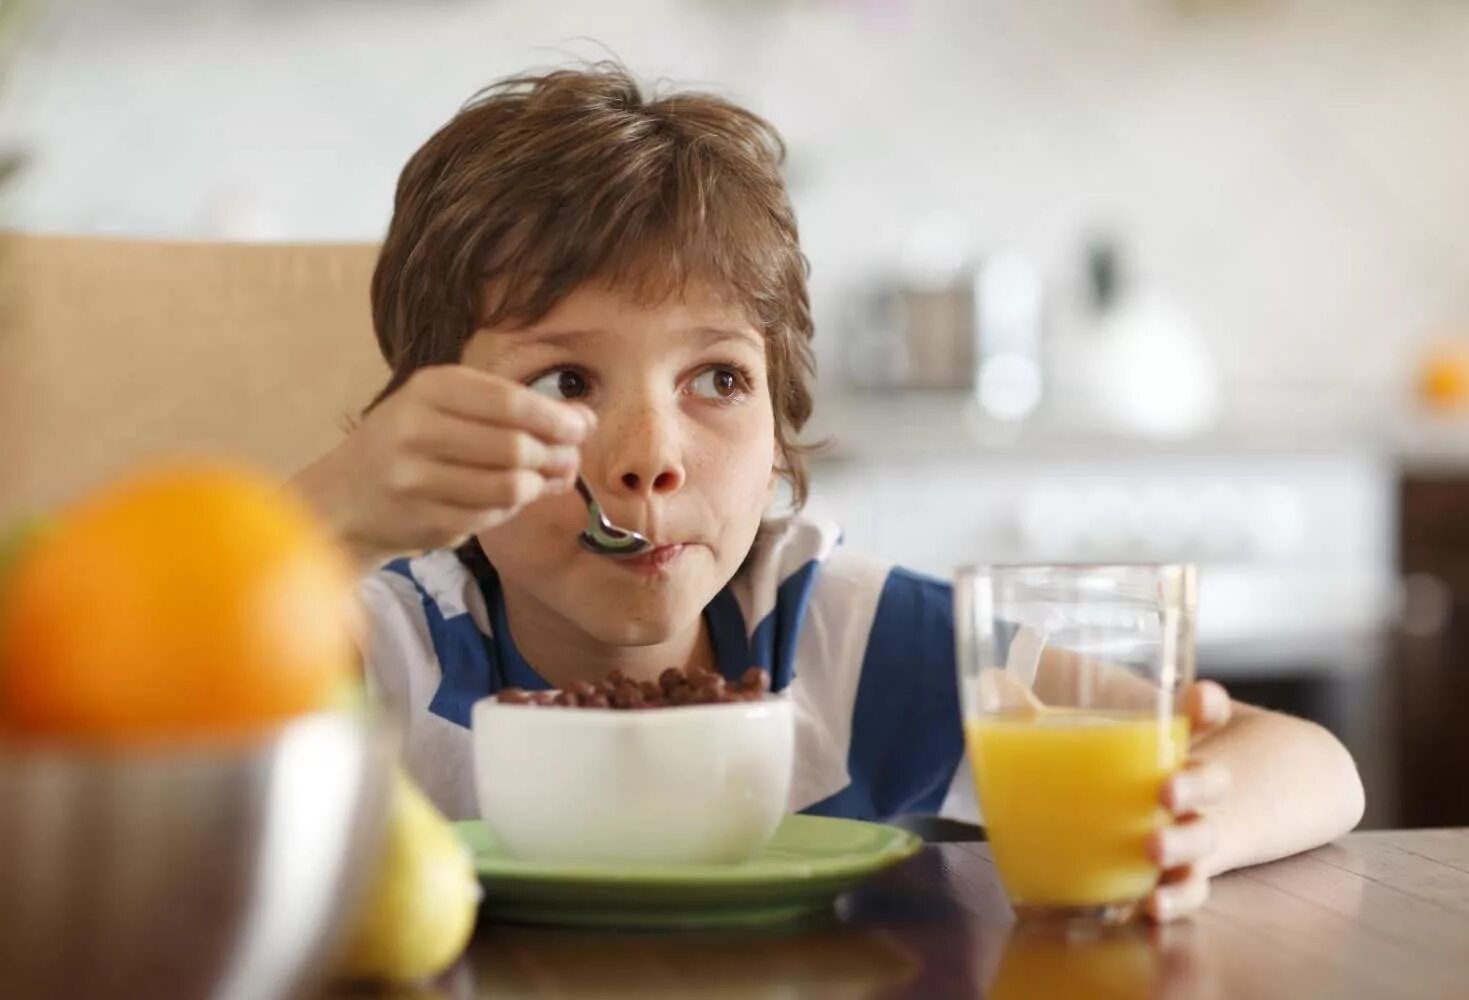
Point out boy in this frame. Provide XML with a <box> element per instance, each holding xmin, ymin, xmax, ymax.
<box><xmin>292</xmin><ymin>64</ymin><xmax>1364</xmax><ymax>922</ymax></box>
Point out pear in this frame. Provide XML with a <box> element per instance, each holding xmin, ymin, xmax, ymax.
<box><xmin>337</xmin><ymin>770</ymin><xmax>481</xmax><ymax>982</ymax></box>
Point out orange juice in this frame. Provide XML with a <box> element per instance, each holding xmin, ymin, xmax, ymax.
<box><xmin>967</xmin><ymin>710</ymin><xmax>1189</xmax><ymax>907</ymax></box>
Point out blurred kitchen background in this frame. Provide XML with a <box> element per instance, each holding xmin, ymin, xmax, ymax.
<box><xmin>5</xmin><ymin>0</ymin><xmax>1469</xmax><ymax>830</ymax></box>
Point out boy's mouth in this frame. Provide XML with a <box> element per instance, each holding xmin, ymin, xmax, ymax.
<box><xmin>613</xmin><ymin>544</ymin><xmax>688</xmax><ymax>573</ymax></box>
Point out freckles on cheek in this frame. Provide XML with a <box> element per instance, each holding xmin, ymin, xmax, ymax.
<box><xmin>726</xmin><ymin>447</ymin><xmax>778</xmax><ymax>511</ymax></box>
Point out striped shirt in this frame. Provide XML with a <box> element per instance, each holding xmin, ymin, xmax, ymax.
<box><xmin>359</xmin><ymin>515</ymin><xmax>972</xmax><ymax>822</ymax></box>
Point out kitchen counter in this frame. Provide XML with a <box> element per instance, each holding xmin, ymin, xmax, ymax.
<box><xmin>804</xmin><ymin>387</ymin><xmax>1469</xmax><ymax>468</ymax></box>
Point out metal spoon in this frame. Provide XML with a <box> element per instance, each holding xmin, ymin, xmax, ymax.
<box><xmin>575</xmin><ymin>477</ymin><xmax>652</xmax><ymax>558</ymax></box>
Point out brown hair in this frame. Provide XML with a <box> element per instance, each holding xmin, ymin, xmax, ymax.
<box><xmin>368</xmin><ymin>62</ymin><xmax>817</xmax><ymax>506</ymax></box>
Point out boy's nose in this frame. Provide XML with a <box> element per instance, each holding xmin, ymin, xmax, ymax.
<box><xmin>604</xmin><ymin>405</ymin><xmax>686</xmax><ymax>499</ymax></box>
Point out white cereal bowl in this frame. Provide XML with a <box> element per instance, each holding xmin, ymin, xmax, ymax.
<box><xmin>471</xmin><ymin>697</ymin><xmax>793</xmax><ymax>865</ymax></box>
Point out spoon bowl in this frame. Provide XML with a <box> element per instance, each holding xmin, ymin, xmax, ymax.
<box><xmin>574</xmin><ymin>477</ymin><xmax>652</xmax><ymax>559</ymax></box>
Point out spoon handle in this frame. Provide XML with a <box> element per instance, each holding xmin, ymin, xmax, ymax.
<box><xmin>574</xmin><ymin>476</ymin><xmax>595</xmax><ymax>508</ymax></box>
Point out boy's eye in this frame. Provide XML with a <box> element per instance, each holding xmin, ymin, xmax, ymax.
<box><xmin>528</xmin><ymin>368</ymin><xmax>589</xmax><ymax>400</ymax></box>
<box><xmin>690</xmin><ymin>367</ymin><xmax>747</xmax><ymax>401</ymax></box>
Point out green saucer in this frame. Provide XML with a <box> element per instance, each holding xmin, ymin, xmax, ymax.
<box><xmin>455</xmin><ymin>814</ymin><xmax>923</xmax><ymax>929</ymax></box>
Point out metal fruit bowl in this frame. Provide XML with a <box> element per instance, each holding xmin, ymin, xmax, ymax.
<box><xmin>0</xmin><ymin>711</ymin><xmax>396</xmax><ymax>1000</ymax></box>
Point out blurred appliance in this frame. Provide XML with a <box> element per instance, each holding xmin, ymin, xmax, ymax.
<box><xmin>844</xmin><ymin>255</ymin><xmax>1046</xmax><ymax>414</ymax></box>
<box><xmin>844</xmin><ymin>220</ymin><xmax>1043</xmax><ymax>420</ymax></box>
<box><xmin>846</xmin><ymin>277</ymin><xmax>976</xmax><ymax>390</ymax></box>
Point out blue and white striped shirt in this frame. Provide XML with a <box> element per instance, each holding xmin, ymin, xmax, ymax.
<box><xmin>360</xmin><ymin>516</ymin><xmax>970</xmax><ymax>822</ymax></box>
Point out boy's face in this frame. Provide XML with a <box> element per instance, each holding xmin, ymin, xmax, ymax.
<box><xmin>463</xmin><ymin>281</ymin><xmax>777</xmax><ymax>649</ymax></box>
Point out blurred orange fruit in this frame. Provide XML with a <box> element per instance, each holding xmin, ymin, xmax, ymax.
<box><xmin>0</xmin><ymin>463</ymin><xmax>357</xmax><ymax>743</ymax></box>
<box><xmin>1419</xmin><ymin>344</ymin><xmax>1469</xmax><ymax>411</ymax></box>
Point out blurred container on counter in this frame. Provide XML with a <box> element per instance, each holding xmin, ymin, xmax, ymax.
<box><xmin>1051</xmin><ymin>237</ymin><xmax>1221</xmax><ymax>441</ymax></box>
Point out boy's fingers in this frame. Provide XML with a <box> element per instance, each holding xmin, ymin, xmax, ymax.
<box><xmin>1146</xmin><ymin>866</ymin><xmax>1209</xmax><ymax>923</ymax></box>
<box><xmin>401</xmin><ymin>409</ymin><xmax>579</xmax><ymax>473</ymax></box>
<box><xmin>977</xmin><ymin>667</ymin><xmax>1044</xmax><ymax>713</ymax></box>
<box><xmin>420</xmin><ymin>366</ymin><xmax>595</xmax><ymax>444</ymax></box>
<box><xmin>1181</xmin><ymin>681</ymin><xmax>1232</xmax><ymax>735</ymax></box>
<box><xmin>1148</xmin><ymin>813</ymin><xmax>1217</xmax><ymax>869</ymax></box>
<box><xmin>1161</xmin><ymin>760</ymin><xmax>1231</xmax><ymax>813</ymax></box>
<box><xmin>391</xmin><ymin>462</ymin><xmax>552</xmax><ymax>511</ymax></box>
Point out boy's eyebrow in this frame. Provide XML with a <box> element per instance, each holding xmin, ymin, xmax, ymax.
<box><xmin>493</xmin><ymin>325</ymin><xmax>763</xmax><ymax>356</ymax></box>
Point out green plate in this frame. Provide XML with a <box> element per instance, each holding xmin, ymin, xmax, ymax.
<box><xmin>455</xmin><ymin>814</ymin><xmax>923</xmax><ymax>929</ymax></box>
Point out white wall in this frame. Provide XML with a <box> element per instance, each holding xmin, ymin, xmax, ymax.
<box><xmin>5</xmin><ymin>0</ymin><xmax>1468</xmax><ymax>392</ymax></box>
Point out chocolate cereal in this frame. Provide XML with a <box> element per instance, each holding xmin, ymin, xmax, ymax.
<box><xmin>495</xmin><ymin>664</ymin><xmax>769</xmax><ymax>709</ymax></box>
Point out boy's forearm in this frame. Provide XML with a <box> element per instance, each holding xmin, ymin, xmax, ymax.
<box><xmin>1193</xmin><ymin>702</ymin><xmax>1366</xmax><ymax>876</ymax></box>
<box><xmin>289</xmin><ymin>451</ymin><xmax>392</xmax><ymax>578</ymax></box>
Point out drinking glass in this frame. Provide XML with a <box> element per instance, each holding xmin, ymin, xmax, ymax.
<box><xmin>954</xmin><ymin>564</ymin><xmax>1197</xmax><ymax>925</ymax></box>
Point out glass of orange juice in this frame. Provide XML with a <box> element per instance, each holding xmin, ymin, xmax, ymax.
<box><xmin>955</xmin><ymin>564</ymin><xmax>1196</xmax><ymax>926</ymax></box>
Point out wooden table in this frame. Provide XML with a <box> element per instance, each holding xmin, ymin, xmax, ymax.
<box><xmin>335</xmin><ymin>828</ymin><xmax>1469</xmax><ymax>999</ymax></box>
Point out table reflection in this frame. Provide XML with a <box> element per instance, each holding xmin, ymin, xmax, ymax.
<box><xmin>986</xmin><ymin>921</ymin><xmax>1220</xmax><ymax>1000</ymax></box>
<box><xmin>463</xmin><ymin>924</ymin><xmax>919</xmax><ymax>999</ymax></box>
